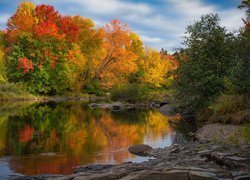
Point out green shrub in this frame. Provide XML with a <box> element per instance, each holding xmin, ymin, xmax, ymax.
<box><xmin>241</xmin><ymin>124</ymin><xmax>250</xmax><ymax>142</ymax></box>
<box><xmin>209</xmin><ymin>93</ymin><xmax>244</xmax><ymax>114</ymax></box>
<box><xmin>84</xmin><ymin>79</ymin><xmax>104</xmax><ymax>96</ymax></box>
<box><xmin>0</xmin><ymin>83</ymin><xmax>34</xmax><ymax>100</ymax></box>
<box><xmin>111</xmin><ymin>83</ymin><xmax>149</xmax><ymax>103</ymax></box>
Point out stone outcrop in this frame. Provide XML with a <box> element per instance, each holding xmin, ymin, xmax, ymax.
<box><xmin>11</xmin><ymin>142</ymin><xmax>250</xmax><ymax>180</ymax></box>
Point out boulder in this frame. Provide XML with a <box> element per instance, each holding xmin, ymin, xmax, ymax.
<box><xmin>128</xmin><ymin>144</ymin><xmax>153</xmax><ymax>156</ymax></box>
<box><xmin>159</xmin><ymin>104</ymin><xmax>176</xmax><ymax>116</ymax></box>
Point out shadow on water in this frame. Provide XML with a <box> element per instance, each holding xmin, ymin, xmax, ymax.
<box><xmin>169</xmin><ymin>116</ymin><xmax>197</xmax><ymax>144</ymax></box>
<box><xmin>111</xmin><ymin>109</ymin><xmax>148</xmax><ymax>125</ymax></box>
<box><xmin>0</xmin><ymin>101</ymin><xmax>195</xmax><ymax>176</ymax></box>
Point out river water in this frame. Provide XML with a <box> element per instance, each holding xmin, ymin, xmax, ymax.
<box><xmin>0</xmin><ymin>101</ymin><xmax>195</xmax><ymax>178</ymax></box>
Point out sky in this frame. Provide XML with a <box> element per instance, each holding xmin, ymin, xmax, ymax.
<box><xmin>0</xmin><ymin>0</ymin><xmax>246</xmax><ymax>52</ymax></box>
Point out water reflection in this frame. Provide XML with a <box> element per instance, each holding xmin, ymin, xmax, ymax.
<box><xmin>0</xmin><ymin>101</ymin><xmax>174</xmax><ymax>176</ymax></box>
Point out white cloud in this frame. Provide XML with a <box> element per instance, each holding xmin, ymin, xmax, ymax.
<box><xmin>167</xmin><ymin>0</ymin><xmax>215</xmax><ymax>19</ymax></box>
<box><xmin>0</xmin><ymin>0</ymin><xmax>246</xmax><ymax>52</ymax></box>
<box><xmin>93</xmin><ymin>19</ymin><xmax>108</xmax><ymax>27</ymax></box>
<box><xmin>124</xmin><ymin>14</ymin><xmax>184</xmax><ymax>33</ymax></box>
<box><xmin>54</xmin><ymin>0</ymin><xmax>152</xmax><ymax>15</ymax></box>
<box><xmin>220</xmin><ymin>9</ymin><xmax>244</xmax><ymax>31</ymax></box>
<box><xmin>140</xmin><ymin>35</ymin><xmax>163</xmax><ymax>44</ymax></box>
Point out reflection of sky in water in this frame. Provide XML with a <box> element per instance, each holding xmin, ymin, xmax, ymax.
<box><xmin>89</xmin><ymin>131</ymin><xmax>174</xmax><ymax>164</ymax></box>
<box><xmin>0</xmin><ymin>157</ymin><xmax>22</xmax><ymax>179</ymax></box>
<box><xmin>144</xmin><ymin>132</ymin><xmax>174</xmax><ymax>149</ymax></box>
<box><xmin>89</xmin><ymin>147</ymin><xmax>155</xmax><ymax>164</ymax></box>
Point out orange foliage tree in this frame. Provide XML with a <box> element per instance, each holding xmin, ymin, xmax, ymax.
<box><xmin>91</xmin><ymin>20</ymin><xmax>138</xmax><ymax>88</ymax></box>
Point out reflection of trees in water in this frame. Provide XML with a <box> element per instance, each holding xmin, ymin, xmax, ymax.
<box><xmin>111</xmin><ymin>109</ymin><xmax>149</xmax><ymax>125</ymax></box>
<box><xmin>170</xmin><ymin>118</ymin><xmax>197</xmax><ymax>144</ymax></box>
<box><xmin>0</xmin><ymin>102</ymin><xmax>174</xmax><ymax>175</ymax></box>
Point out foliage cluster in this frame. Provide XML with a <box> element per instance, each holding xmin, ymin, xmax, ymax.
<box><xmin>0</xmin><ymin>83</ymin><xmax>34</xmax><ymax>100</ymax></box>
<box><xmin>173</xmin><ymin>4</ymin><xmax>250</xmax><ymax>119</ymax></box>
<box><xmin>111</xmin><ymin>83</ymin><xmax>150</xmax><ymax>103</ymax></box>
<box><xmin>0</xmin><ymin>2</ymin><xmax>176</xmax><ymax>96</ymax></box>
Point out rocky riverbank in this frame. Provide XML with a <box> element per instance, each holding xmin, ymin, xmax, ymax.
<box><xmin>11</xmin><ymin>142</ymin><xmax>250</xmax><ymax>180</ymax></box>
<box><xmin>196</xmin><ymin>123</ymin><xmax>249</xmax><ymax>144</ymax></box>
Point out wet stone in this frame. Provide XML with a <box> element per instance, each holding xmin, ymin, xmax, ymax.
<box><xmin>128</xmin><ymin>144</ymin><xmax>153</xmax><ymax>156</ymax></box>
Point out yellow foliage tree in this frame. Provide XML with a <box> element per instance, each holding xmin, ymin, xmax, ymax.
<box><xmin>67</xmin><ymin>44</ymin><xmax>86</xmax><ymax>93</ymax></box>
<box><xmin>140</xmin><ymin>48</ymin><xmax>170</xmax><ymax>87</ymax></box>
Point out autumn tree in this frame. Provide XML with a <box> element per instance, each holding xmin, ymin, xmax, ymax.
<box><xmin>91</xmin><ymin>20</ymin><xmax>138</xmax><ymax>88</ymax></box>
<box><xmin>71</xmin><ymin>16</ymin><xmax>103</xmax><ymax>90</ymax></box>
<box><xmin>6</xmin><ymin>2</ymin><xmax>37</xmax><ymax>43</ymax></box>
<box><xmin>139</xmin><ymin>48</ymin><xmax>169</xmax><ymax>87</ymax></box>
<box><xmin>6</xmin><ymin>3</ymin><xmax>87</xmax><ymax>94</ymax></box>
<box><xmin>4</xmin><ymin>2</ymin><xmax>175</xmax><ymax>95</ymax></box>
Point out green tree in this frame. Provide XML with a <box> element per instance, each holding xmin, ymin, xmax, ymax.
<box><xmin>229</xmin><ymin>1</ymin><xmax>250</xmax><ymax>96</ymax></box>
<box><xmin>0</xmin><ymin>31</ymin><xmax>7</xmax><ymax>84</ymax></box>
<box><xmin>173</xmin><ymin>14</ymin><xmax>235</xmax><ymax>113</ymax></box>
<box><xmin>239</xmin><ymin>0</ymin><xmax>250</xmax><ymax>20</ymax></box>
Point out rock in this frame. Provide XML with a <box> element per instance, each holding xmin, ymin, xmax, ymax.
<box><xmin>74</xmin><ymin>164</ymin><xmax>114</xmax><ymax>173</ymax></box>
<box><xmin>89</xmin><ymin>102</ymin><xmax>134</xmax><ymax>111</ymax></box>
<box><xmin>9</xmin><ymin>174</ymin><xmax>63</xmax><ymax>180</ymax></box>
<box><xmin>153</xmin><ymin>170</ymin><xmax>189</xmax><ymax>180</ymax></box>
<box><xmin>196</xmin><ymin>124</ymin><xmax>243</xmax><ymax>144</ymax></box>
<box><xmin>118</xmin><ymin>170</ymin><xmax>189</xmax><ymax>180</ymax></box>
<box><xmin>234</xmin><ymin>175</ymin><xmax>250</xmax><ymax>180</ymax></box>
<box><xmin>89</xmin><ymin>96</ymin><xmax>107</xmax><ymax>102</ymax></box>
<box><xmin>128</xmin><ymin>144</ymin><xmax>153</xmax><ymax>156</ymax></box>
<box><xmin>188</xmin><ymin>171</ymin><xmax>217</xmax><ymax>180</ymax></box>
<box><xmin>159</xmin><ymin>104</ymin><xmax>176</xmax><ymax>116</ymax></box>
<box><xmin>40</xmin><ymin>152</ymin><xmax>56</xmax><ymax>156</ymax></box>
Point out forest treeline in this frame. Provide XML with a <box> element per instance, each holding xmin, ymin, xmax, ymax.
<box><xmin>0</xmin><ymin>2</ymin><xmax>176</xmax><ymax>96</ymax></box>
<box><xmin>0</xmin><ymin>1</ymin><xmax>250</xmax><ymax>123</ymax></box>
<box><xmin>173</xmin><ymin>0</ymin><xmax>250</xmax><ymax>123</ymax></box>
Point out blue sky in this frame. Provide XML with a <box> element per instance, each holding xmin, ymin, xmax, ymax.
<box><xmin>0</xmin><ymin>0</ymin><xmax>245</xmax><ymax>52</ymax></box>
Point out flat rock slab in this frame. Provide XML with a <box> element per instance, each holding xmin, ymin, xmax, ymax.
<box><xmin>74</xmin><ymin>164</ymin><xmax>114</xmax><ymax>173</ymax></box>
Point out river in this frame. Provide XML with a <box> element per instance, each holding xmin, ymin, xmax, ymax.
<box><xmin>0</xmin><ymin>101</ymin><xmax>195</xmax><ymax>178</ymax></box>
